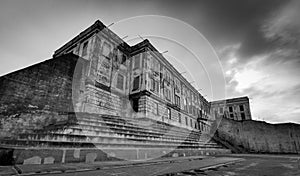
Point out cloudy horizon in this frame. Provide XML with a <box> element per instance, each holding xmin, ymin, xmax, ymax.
<box><xmin>0</xmin><ymin>0</ymin><xmax>299</xmax><ymax>124</ymax></box>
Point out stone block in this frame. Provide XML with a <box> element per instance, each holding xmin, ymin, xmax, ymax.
<box><xmin>85</xmin><ymin>153</ymin><xmax>97</xmax><ymax>163</ymax></box>
<box><xmin>43</xmin><ymin>157</ymin><xmax>55</xmax><ymax>164</ymax></box>
<box><xmin>73</xmin><ymin>149</ymin><xmax>80</xmax><ymax>158</ymax></box>
<box><xmin>23</xmin><ymin>156</ymin><xmax>41</xmax><ymax>165</ymax></box>
<box><xmin>172</xmin><ymin>153</ymin><xmax>179</xmax><ymax>157</ymax></box>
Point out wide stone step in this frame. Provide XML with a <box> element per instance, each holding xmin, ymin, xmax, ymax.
<box><xmin>16</xmin><ymin>132</ymin><xmax>219</xmax><ymax>149</ymax></box>
<box><xmin>0</xmin><ymin>113</ymin><xmax>225</xmax><ymax>152</ymax></box>
<box><xmin>74</xmin><ymin>122</ymin><xmax>202</xmax><ymax>142</ymax></box>
<box><xmin>44</xmin><ymin>126</ymin><xmax>198</xmax><ymax>144</ymax></box>
<box><xmin>76</xmin><ymin>114</ymin><xmax>200</xmax><ymax>136</ymax></box>
<box><xmin>27</xmin><ymin>129</ymin><xmax>214</xmax><ymax>148</ymax></box>
<box><xmin>41</xmin><ymin>117</ymin><xmax>203</xmax><ymax>143</ymax></box>
<box><xmin>3</xmin><ymin>137</ymin><xmax>221</xmax><ymax>150</ymax></box>
<box><xmin>39</xmin><ymin>124</ymin><xmax>204</xmax><ymax>147</ymax></box>
<box><xmin>76</xmin><ymin>116</ymin><xmax>200</xmax><ymax>138</ymax></box>
<box><xmin>64</xmin><ymin>115</ymin><xmax>202</xmax><ymax>140</ymax></box>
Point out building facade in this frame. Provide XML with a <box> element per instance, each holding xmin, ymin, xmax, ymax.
<box><xmin>210</xmin><ymin>97</ymin><xmax>252</xmax><ymax>121</ymax></box>
<box><xmin>53</xmin><ymin>20</ymin><xmax>212</xmax><ymax>131</ymax></box>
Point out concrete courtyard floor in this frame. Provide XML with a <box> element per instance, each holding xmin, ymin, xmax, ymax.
<box><xmin>0</xmin><ymin>154</ymin><xmax>299</xmax><ymax>176</ymax></box>
<box><xmin>201</xmin><ymin>154</ymin><xmax>300</xmax><ymax>176</ymax></box>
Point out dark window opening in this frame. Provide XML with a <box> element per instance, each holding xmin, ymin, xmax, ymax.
<box><xmin>82</xmin><ymin>41</ymin><xmax>88</xmax><ymax>56</ymax></box>
<box><xmin>121</xmin><ymin>54</ymin><xmax>127</xmax><ymax>64</ymax></box>
<box><xmin>241</xmin><ymin>113</ymin><xmax>246</xmax><ymax>120</ymax></box>
<box><xmin>230</xmin><ymin>114</ymin><xmax>234</xmax><ymax>118</ymax></box>
<box><xmin>185</xmin><ymin>117</ymin><xmax>188</xmax><ymax>126</ymax></box>
<box><xmin>114</xmin><ymin>52</ymin><xmax>118</xmax><ymax>63</ymax></box>
<box><xmin>239</xmin><ymin>105</ymin><xmax>244</xmax><ymax>111</ymax></box>
<box><xmin>132</xmin><ymin>76</ymin><xmax>140</xmax><ymax>91</ymax></box>
<box><xmin>178</xmin><ymin>113</ymin><xmax>181</xmax><ymax>123</ymax></box>
<box><xmin>132</xmin><ymin>99</ymin><xmax>139</xmax><ymax>112</ymax></box>
<box><xmin>229</xmin><ymin>106</ymin><xmax>233</xmax><ymax>112</ymax></box>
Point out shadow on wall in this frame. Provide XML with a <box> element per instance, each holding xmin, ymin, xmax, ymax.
<box><xmin>214</xmin><ymin>118</ymin><xmax>300</xmax><ymax>154</ymax></box>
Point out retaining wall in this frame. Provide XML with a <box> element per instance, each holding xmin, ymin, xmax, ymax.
<box><xmin>215</xmin><ymin>118</ymin><xmax>300</xmax><ymax>154</ymax></box>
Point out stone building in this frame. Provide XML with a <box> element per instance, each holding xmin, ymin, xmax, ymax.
<box><xmin>0</xmin><ymin>20</ymin><xmax>247</xmax><ymax>164</ymax></box>
<box><xmin>53</xmin><ymin>20</ymin><xmax>212</xmax><ymax>132</ymax></box>
<box><xmin>210</xmin><ymin>96</ymin><xmax>252</xmax><ymax>121</ymax></box>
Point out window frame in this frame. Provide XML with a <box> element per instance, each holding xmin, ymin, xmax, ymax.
<box><xmin>174</xmin><ymin>95</ymin><xmax>180</xmax><ymax>107</ymax></box>
<box><xmin>167</xmin><ymin>108</ymin><xmax>171</xmax><ymax>119</ymax></box>
<box><xmin>133</xmin><ymin>55</ymin><xmax>141</xmax><ymax>69</ymax></box>
<box><xmin>116</xmin><ymin>73</ymin><xmax>125</xmax><ymax>90</ymax></box>
<box><xmin>229</xmin><ymin>106</ymin><xmax>233</xmax><ymax>112</ymax></box>
<box><xmin>219</xmin><ymin>107</ymin><xmax>223</xmax><ymax>114</ymax></box>
<box><xmin>239</xmin><ymin>105</ymin><xmax>244</xmax><ymax>111</ymax></box>
<box><xmin>132</xmin><ymin>76</ymin><xmax>140</xmax><ymax>91</ymax></box>
<box><xmin>241</xmin><ymin>112</ymin><xmax>246</xmax><ymax>120</ymax></box>
<box><xmin>185</xmin><ymin>116</ymin><xmax>188</xmax><ymax>126</ymax></box>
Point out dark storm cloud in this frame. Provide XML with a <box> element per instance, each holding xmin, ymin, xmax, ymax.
<box><xmin>156</xmin><ymin>0</ymin><xmax>290</xmax><ymax>60</ymax></box>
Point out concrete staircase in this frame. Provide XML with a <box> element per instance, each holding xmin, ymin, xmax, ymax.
<box><xmin>3</xmin><ymin>113</ymin><xmax>219</xmax><ymax>148</ymax></box>
<box><xmin>0</xmin><ymin>113</ymin><xmax>231</xmax><ymax>165</ymax></box>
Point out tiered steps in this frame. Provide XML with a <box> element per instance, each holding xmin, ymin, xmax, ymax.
<box><xmin>2</xmin><ymin>113</ymin><xmax>223</xmax><ymax>150</ymax></box>
<box><xmin>0</xmin><ymin>113</ymin><xmax>231</xmax><ymax>165</ymax></box>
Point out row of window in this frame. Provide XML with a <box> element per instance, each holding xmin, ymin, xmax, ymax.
<box><xmin>228</xmin><ymin>112</ymin><xmax>246</xmax><ymax>120</ymax></box>
<box><xmin>166</xmin><ymin>108</ymin><xmax>199</xmax><ymax>129</ymax></box>
<box><xmin>150</xmin><ymin>78</ymin><xmax>159</xmax><ymax>93</ymax></box>
<box><xmin>79</xmin><ymin>39</ymin><xmax>128</xmax><ymax>64</ymax></box>
<box><xmin>133</xmin><ymin>53</ymin><xmax>208</xmax><ymax>112</ymax></box>
<box><xmin>219</xmin><ymin>104</ymin><xmax>245</xmax><ymax>114</ymax></box>
<box><xmin>77</xmin><ymin>41</ymin><xmax>205</xmax><ymax>119</ymax></box>
<box><xmin>148</xmin><ymin>82</ymin><xmax>207</xmax><ymax>118</ymax></box>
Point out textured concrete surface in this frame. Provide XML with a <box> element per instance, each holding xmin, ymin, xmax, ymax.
<box><xmin>216</xmin><ymin>117</ymin><xmax>300</xmax><ymax>153</ymax></box>
<box><xmin>1</xmin><ymin>154</ymin><xmax>298</xmax><ymax>176</ymax></box>
<box><xmin>0</xmin><ymin>54</ymin><xmax>85</xmax><ymax>116</ymax></box>
<box><xmin>205</xmin><ymin>154</ymin><xmax>300</xmax><ymax>176</ymax></box>
<box><xmin>0</xmin><ymin>155</ymin><xmax>241</xmax><ymax>176</ymax></box>
<box><xmin>0</xmin><ymin>146</ymin><xmax>230</xmax><ymax>165</ymax></box>
<box><xmin>0</xmin><ymin>53</ymin><xmax>87</xmax><ymax>138</ymax></box>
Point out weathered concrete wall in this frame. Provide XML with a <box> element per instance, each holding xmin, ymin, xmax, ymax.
<box><xmin>0</xmin><ymin>111</ymin><xmax>71</xmax><ymax>138</ymax></box>
<box><xmin>0</xmin><ymin>54</ymin><xmax>87</xmax><ymax>137</ymax></box>
<box><xmin>215</xmin><ymin>118</ymin><xmax>300</xmax><ymax>154</ymax></box>
<box><xmin>0</xmin><ymin>53</ymin><xmax>85</xmax><ymax>115</ymax></box>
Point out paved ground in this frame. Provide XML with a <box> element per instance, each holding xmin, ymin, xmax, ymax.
<box><xmin>47</xmin><ymin>157</ymin><xmax>240</xmax><ymax>176</ymax></box>
<box><xmin>204</xmin><ymin>154</ymin><xmax>300</xmax><ymax>176</ymax></box>
<box><xmin>0</xmin><ymin>156</ymin><xmax>240</xmax><ymax>176</ymax></box>
<box><xmin>0</xmin><ymin>154</ymin><xmax>299</xmax><ymax>176</ymax></box>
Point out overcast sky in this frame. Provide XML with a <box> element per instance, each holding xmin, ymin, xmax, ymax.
<box><xmin>0</xmin><ymin>0</ymin><xmax>299</xmax><ymax>124</ymax></box>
